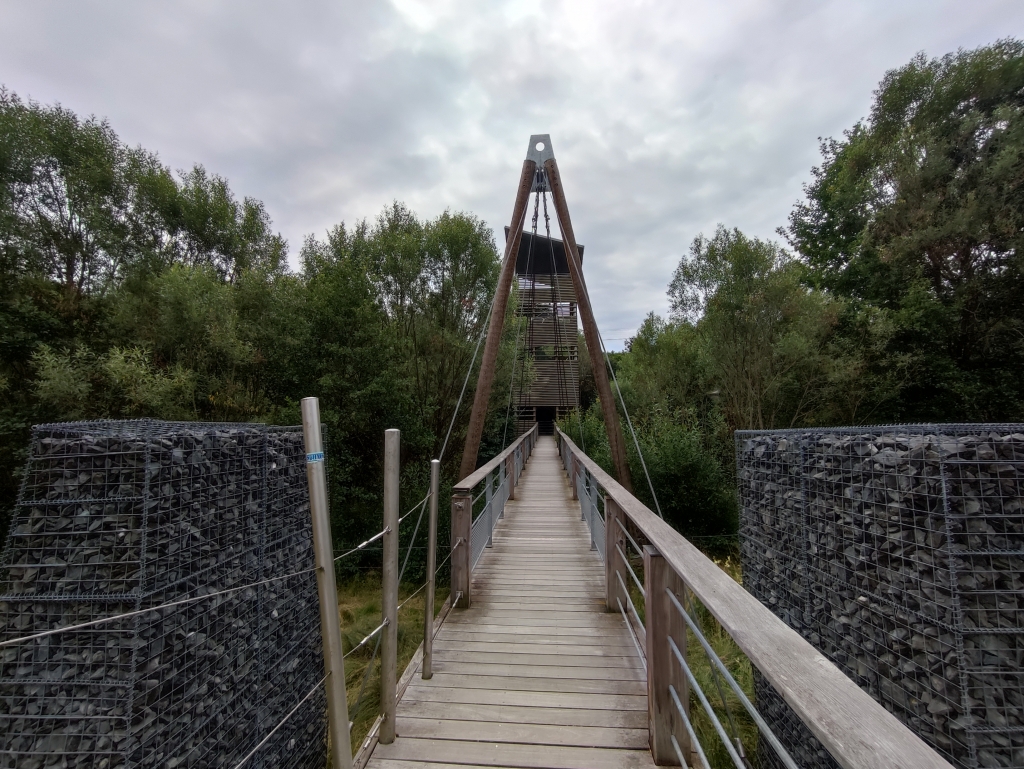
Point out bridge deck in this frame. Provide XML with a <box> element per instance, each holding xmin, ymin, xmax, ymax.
<box><xmin>368</xmin><ymin>436</ymin><xmax>654</xmax><ymax>769</ymax></box>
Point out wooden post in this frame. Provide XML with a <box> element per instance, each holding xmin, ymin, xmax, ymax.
<box><xmin>423</xmin><ymin>459</ymin><xmax>439</xmax><ymax>680</ymax></box>
<box><xmin>571</xmin><ymin>457</ymin><xmax>578</xmax><ymax>500</ymax></box>
<box><xmin>451</xmin><ymin>493</ymin><xmax>472</xmax><ymax>609</ymax></box>
<box><xmin>380</xmin><ymin>429</ymin><xmax>400</xmax><ymax>744</ymax></box>
<box><xmin>506</xmin><ymin>453</ymin><xmax>515</xmax><ymax>501</ymax></box>
<box><xmin>300</xmin><ymin>398</ymin><xmax>353</xmax><ymax>769</ymax></box>
<box><xmin>544</xmin><ymin>157</ymin><xmax>633</xmax><ymax>492</ymax></box>
<box><xmin>458</xmin><ymin>159</ymin><xmax>537</xmax><ymax>481</ymax></box>
<box><xmin>644</xmin><ymin>544</ymin><xmax>688</xmax><ymax>765</ymax></box>
<box><xmin>605</xmin><ymin>497</ymin><xmax>624</xmax><ymax>612</ymax></box>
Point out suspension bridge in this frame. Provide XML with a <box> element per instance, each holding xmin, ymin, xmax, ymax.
<box><xmin>0</xmin><ymin>135</ymin><xmax>963</xmax><ymax>769</ymax></box>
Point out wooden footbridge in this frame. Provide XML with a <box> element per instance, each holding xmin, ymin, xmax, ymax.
<box><xmin>345</xmin><ymin>427</ymin><xmax>954</xmax><ymax>769</ymax></box>
<box><xmin>330</xmin><ymin>135</ymin><xmax>955</xmax><ymax>769</ymax></box>
<box><xmin>370</xmin><ymin>435</ymin><xmax>653</xmax><ymax>769</ymax></box>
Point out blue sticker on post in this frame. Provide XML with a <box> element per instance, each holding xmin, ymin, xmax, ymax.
<box><xmin>306</xmin><ymin>452</ymin><xmax>325</xmax><ymax>463</ymax></box>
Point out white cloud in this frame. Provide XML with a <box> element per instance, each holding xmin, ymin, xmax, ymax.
<box><xmin>2</xmin><ymin>0</ymin><xmax>1021</xmax><ymax>347</ymax></box>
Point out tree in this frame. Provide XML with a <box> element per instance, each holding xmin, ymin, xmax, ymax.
<box><xmin>786</xmin><ymin>39</ymin><xmax>1024</xmax><ymax>421</ymax></box>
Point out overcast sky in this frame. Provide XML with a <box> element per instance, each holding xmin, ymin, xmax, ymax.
<box><xmin>2</xmin><ymin>1</ymin><xmax>1022</xmax><ymax>348</ymax></box>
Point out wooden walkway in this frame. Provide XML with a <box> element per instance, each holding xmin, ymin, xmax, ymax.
<box><xmin>368</xmin><ymin>436</ymin><xmax>655</xmax><ymax>769</ymax></box>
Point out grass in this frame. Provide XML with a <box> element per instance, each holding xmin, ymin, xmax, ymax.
<box><xmin>334</xmin><ymin>573</ymin><xmax>450</xmax><ymax>755</ymax></box>
<box><xmin>624</xmin><ymin>552</ymin><xmax>759</xmax><ymax>769</ymax></box>
<box><xmin>685</xmin><ymin>555</ymin><xmax>759</xmax><ymax>769</ymax></box>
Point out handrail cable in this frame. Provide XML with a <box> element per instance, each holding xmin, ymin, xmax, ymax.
<box><xmin>232</xmin><ymin>673</ymin><xmax>328</xmax><ymax>769</ymax></box>
<box><xmin>669</xmin><ymin>684</ymin><xmax>712</xmax><ymax>769</ymax></box>
<box><xmin>344</xmin><ymin>619</ymin><xmax>389</xmax><ymax>659</ymax></box>
<box><xmin>667</xmin><ymin>588</ymin><xmax>799</xmax><ymax>769</ymax></box>
<box><xmin>594</xmin><ymin>327</ymin><xmax>663</xmax><ymax>518</ymax></box>
<box><xmin>334</xmin><ymin>527</ymin><xmax>389</xmax><ymax>563</ymax></box>
<box><xmin>0</xmin><ymin>567</ymin><xmax>317</xmax><ymax>649</ymax></box>
<box><xmin>681</xmin><ymin>588</ymin><xmax>754</xmax><ymax>766</ymax></box>
<box><xmin>669</xmin><ymin>635</ymin><xmax>745</xmax><ymax>769</ymax></box>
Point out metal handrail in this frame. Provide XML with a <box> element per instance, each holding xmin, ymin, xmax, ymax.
<box><xmin>554</xmin><ymin>426</ymin><xmax>954</xmax><ymax>769</ymax></box>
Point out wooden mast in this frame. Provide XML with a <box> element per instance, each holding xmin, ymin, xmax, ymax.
<box><xmin>544</xmin><ymin>155</ymin><xmax>633</xmax><ymax>491</ymax></box>
<box><xmin>458</xmin><ymin>156</ymin><xmax>536</xmax><ymax>482</ymax></box>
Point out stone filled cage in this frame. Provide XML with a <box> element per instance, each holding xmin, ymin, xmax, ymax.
<box><xmin>0</xmin><ymin>419</ymin><xmax>327</xmax><ymax>769</ymax></box>
<box><xmin>736</xmin><ymin>425</ymin><xmax>1024</xmax><ymax>769</ymax></box>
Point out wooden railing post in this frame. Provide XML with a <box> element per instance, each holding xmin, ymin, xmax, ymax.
<box><xmin>605</xmin><ymin>497</ymin><xmax>624</xmax><ymax>612</ymax></box>
<box><xmin>380</xmin><ymin>429</ymin><xmax>400</xmax><ymax>744</ymax></box>
<box><xmin>644</xmin><ymin>545</ymin><xmax>689</xmax><ymax>766</ymax></box>
<box><xmin>485</xmin><ymin>470</ymin><xmax>494</xmax><ymax>548</ymax></box>
<box><xmin>571</xmin><ymin>456</ymin><xmax>578</xmax><ymax>500</ymax></box>
<box><xmin>423</xmin><ymin>458</ymin><xmax>439</xmax><ymax>680</ymax></box>
<box><xmin>506</xmin><ymin>453</ymin><xmax>515</xmax><ymax>501</ymax></box>
<box><xmin>451</xmin><ymin>493</ymin><xmax>472</xmax><ymax>609</ymax></box>
<box><xmin>300</xmin><ymin>398</ymin><xmax>353</xmax><ymax>769</ymax></box>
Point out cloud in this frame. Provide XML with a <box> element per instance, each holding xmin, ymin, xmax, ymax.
<box><xmin>2</xmin><ymin>0</ymin><xmax>1021</xmax><ymax>347</ymax></box>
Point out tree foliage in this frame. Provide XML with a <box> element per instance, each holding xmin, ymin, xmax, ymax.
<box><xmin>0</xmin><ymin>90</ymin><xmax>514</xmax><ymax>571</ymax></box>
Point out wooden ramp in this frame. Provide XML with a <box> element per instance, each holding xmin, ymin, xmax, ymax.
<box><xmin>368</xmin><ymin>436</ymin><xmax>654</xmax><ymax>769</ymax></box>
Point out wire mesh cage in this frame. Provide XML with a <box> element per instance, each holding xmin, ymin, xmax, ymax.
<box><xmin>0</xmin><ymin>419</ymin><xmax>326</xmax><ymax>769</ymax></box>
<box><xmin>737</xmin><ymin>424</ymin><xmax>1024</xmax><ymax>769</ymax></box>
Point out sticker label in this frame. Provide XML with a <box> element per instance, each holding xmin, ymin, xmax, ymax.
<box><xmin>306</xmin><ymin>452</ymin><xmax>325</xmax><ymax>463</ymax></box>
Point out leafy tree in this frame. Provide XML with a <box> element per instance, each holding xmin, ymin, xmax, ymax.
<box><xmin>785</xmin><ymin>39</ymin><xmax>1024</xmax><ymax>420</ymax></box>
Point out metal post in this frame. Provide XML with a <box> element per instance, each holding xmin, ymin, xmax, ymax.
<box><xmin>300</xmin><ymin>397</ymin><xmax>353</xmax><ymax>769</ymax></box>
<box><xmin>423</xmin><ymin>459</ymin><xmax>439</xmax><ymax>680</ymax></box>
<box><xmin>380</xmin><ymin>429</ymin><xmax>400</xmax><ymax>744</ymax></box>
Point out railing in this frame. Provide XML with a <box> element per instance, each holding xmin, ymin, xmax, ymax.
<box><xmin>555</xmin><ymin>427</ymin><xmax>954</xmax><ymax>769</ymax></box>
<box><xmin>450</xmin><ymin>423</ymin><xmax>539</xmax><ymax>608</ymax></box>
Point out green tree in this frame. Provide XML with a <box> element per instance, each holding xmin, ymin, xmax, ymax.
<box><xmin>786</xmin><ymin>39</ymin><xmax>1024</xmax><ymax>420</ymax></box>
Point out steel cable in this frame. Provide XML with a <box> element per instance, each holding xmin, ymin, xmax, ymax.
<box><xmin>231</xmin><ymin>673</ymin><xmax>328</xmax><ymax>769</ymax></box>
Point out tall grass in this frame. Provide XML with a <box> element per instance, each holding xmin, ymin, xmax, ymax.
<box><xmin>334</xmin><ymin>574</ymin><xmax>450</xmax><ymax>755</ymax></box>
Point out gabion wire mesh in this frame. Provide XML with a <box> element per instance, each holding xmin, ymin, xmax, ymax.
<box><xmin>0</xmin><ymin>420</ymin><xmax>326</xmax><ymax>769</ymax></box>
<box><xmin>737</xmin><ymin>425</ymin><xmax>1024</xmax><ymax>769</ymax></box>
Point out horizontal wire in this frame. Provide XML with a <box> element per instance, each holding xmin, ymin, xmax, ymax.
<box><xmin>617</xmin><ymin>595</ymin><xmax>648</xmax><ymax>673</ymax></box>
<box><xmin>666</xmin><ymin>589</ymin><xmax>799</xmax><ymax>769</ymax></box>
<box><xmin>616</xmin><ymin>542</ymin><xmax>646</xmax><ymax>598</ymax></box>
<box><xmin>397</xmin><ymin>581</ymin><xmax>428</xmax><ymax>611</ymax></box>
<box><xmin>232</xmin><ymin>673</ymin><xmax>328</xmax><ymax>769</ymax></box>
<box><xmin>334</xmin><ymin>527</ymin><xmax>389</xmax><ymax>562</ymax></box>
<box><xmin>0</xmin><ymin>567</ymin><xmax>317</xmax><ymax>649</ymax></box>
<box><xmin>669</xmin><ymin>635</ymin><xmax>746</xmax><ymax>769</ymax></box>
<box><xmin>616</xmin><ymin>516</ymin><xmax>645</xmax><ymax>559</ymax></box>
<box><xmin>670</xmin><ymin>684</ymin><xmax>712</xmax><ymax>769</ymax></box>
<box><xmin>344</xmin><ymin>619</ymin><xmax>389</xmax><ymax>659</ymax></box>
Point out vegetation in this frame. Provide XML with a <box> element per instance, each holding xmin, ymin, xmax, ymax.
<box><xmin>562</xmin><ymin>39</ymin><xmax>1024</xmax><ymax>553</ymax></box>
<box><xmin>1</xmin><ymin>39</ymin><xmax>1022</xmax><ymax>765</ymax></box>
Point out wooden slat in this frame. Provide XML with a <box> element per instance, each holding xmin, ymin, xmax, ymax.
<box><xmin>398</xmin><ymin>701</ymin><xmax>646</xmax><ymax>729</ymax></box>
<box><xmin>369</xmin><ymin>737</ymin><xmax>655</xmax><ymax>769</ymax></box>
<box><xmin>395</xmin><ymin>718</ymin><xmax>649</xmax><ymax>749</ymax></box>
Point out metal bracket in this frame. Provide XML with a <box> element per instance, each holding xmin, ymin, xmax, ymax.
<box><xmin>527</xmin><ymin>134</ymin><xmax>554</xmax><ymax>192</ymax></box>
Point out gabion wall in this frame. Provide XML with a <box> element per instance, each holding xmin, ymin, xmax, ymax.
<box><xmin>0</xmin><ymin>420</ymin><xmax>327</xmax><ymax>769</ymax></box>
<box><xmin>737</xmin><ymin>425</ymin><xmax>1024</xmax><ymax>769</ymax></box>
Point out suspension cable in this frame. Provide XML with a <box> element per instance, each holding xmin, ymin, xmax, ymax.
<box><xmin>595</xmin><ymin>325</ymin><xmax>663</xmax><ymax>519</ymax></box>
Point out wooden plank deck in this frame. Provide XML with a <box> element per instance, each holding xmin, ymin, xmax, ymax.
<box><xmin>368</xmin><ymin>436</ymin><xmax>654</xmax><ymax>769</ymax></box>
